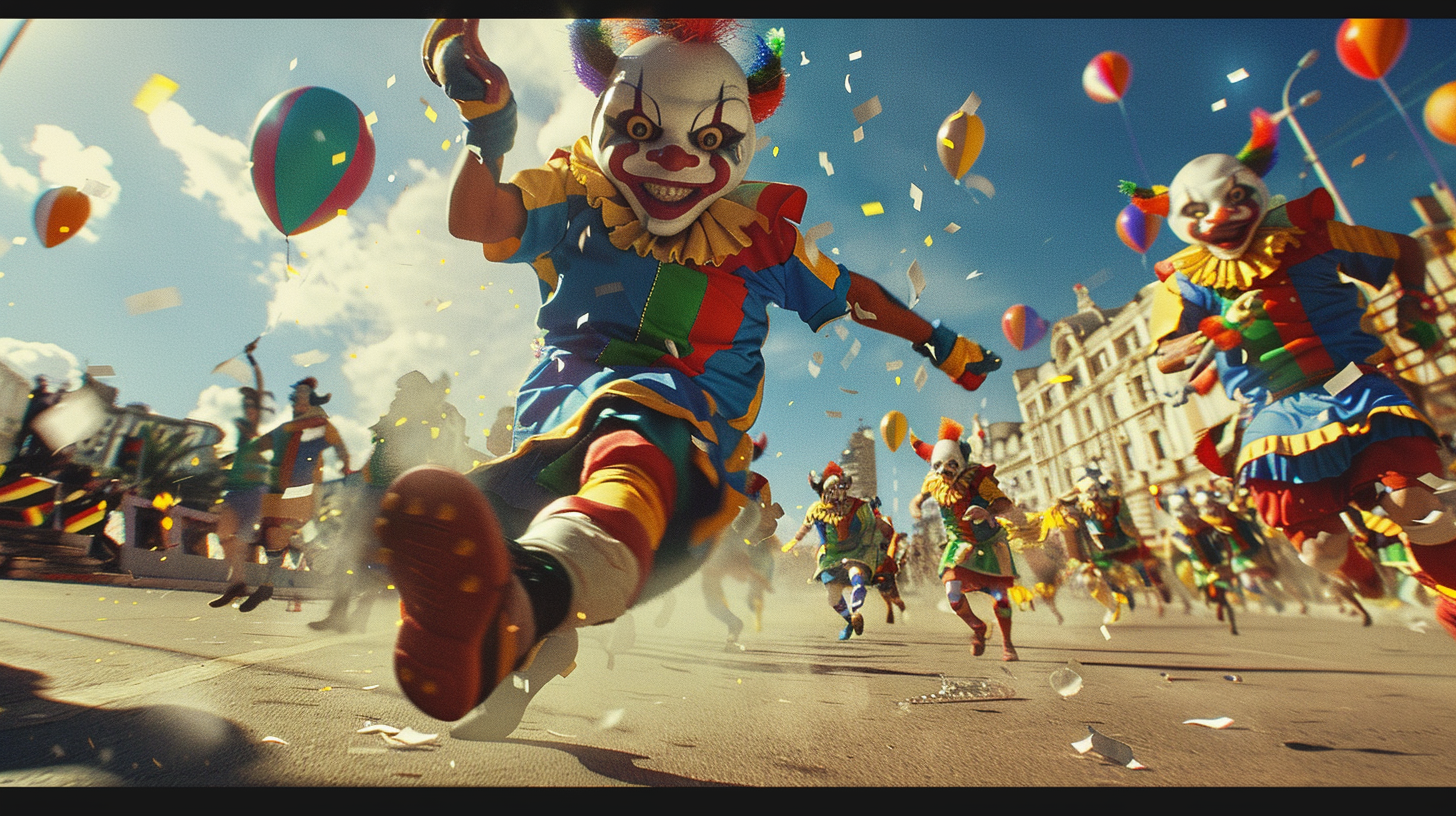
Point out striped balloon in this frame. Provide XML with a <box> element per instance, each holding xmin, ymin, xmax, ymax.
<box><xmin>1083</xmin><ymin>51</ymin><xmax>1131</xmax><ymax>104</ymax></box>
<box><xmin>33</xmin><ymin>186</ymin><xmax>90</xmax><ymax>248</ymax></box>
<box><xmin>1116</xmin><ymin>202</ymin><xmax>1160</xmax><ymax>254</ymax></box>
<box><xmin>249</xmin><ymin>86</ymin><xmax>375</xmax><ymax>237</ymax></box>
<box><xmin>1336</xmin><ymin>19</ymin><xmax>1407</xmax><ymax>81</ymax></box>
<box><xmin>936</xmin><ymin>110</ymin><xmax>986</xmax><ymax>181</ymax></box>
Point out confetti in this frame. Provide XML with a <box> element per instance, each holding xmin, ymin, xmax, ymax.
<box><xmin>754</xmin><ymin>135</ymin><xmax>772</xmax><ymax>154</ymax></box>
<box><xmin>833</xmin><ymin>323</ymin><xmax>849</xmax><ymax>341</ymax></box>
<box><xmin>1227</xmin><ymin>68</ymin><xmax>1249</xmax><ymax>83</ymax></box>
<box><xmin>962</xmin><ymin>174</ymin><xmax>996</xmax><ymax>199</ymax></box>
<box><xmin>808</xmin><ymin>361</ymin><xmax>821</xmax><ymax>378</ymax></box>
<box><xmin>262</xmin><ymin>736</ymin><xmax>289</xmax><ymax>745</ymax></box>
<box><xmin>13</xmin><ymin>236</ymin><xmax>25</xmax><ymax>245</ymax></box>
<box><xmin>292</xmin><ymin>349</ymin><xmax>328</xmax><ymax>367</ymax></box>
<box><xmin>1184</xmin><ymin>717</ymin><xmax>1234</xmax><ymax>729</ymax></box>
<box><xmin>840</xmin><ymin>339</ymin><xmax>861</xmax><ymax>369</ymax></box>
<box><xmin>387</xmin><ymin>74</ymin><xmax>397</xmax><ymax>88</ymax></box>
<box><xmin>852</xmin><ymin>95</ymin><xmax>882</xmax><ymax>125</ymax></box>
<box><xmin>906</xmin><ymin>259</ymin><xmax>926</xmax><ymax>308</ymax></box>
<box><xmin>825</xmin><ymin>411</ymin><xmax>843</xmax><ymax>419</ymax></box>
<box><xmin>1211</xmin><ymin>98</ymin><xmax>1228</xmax><ymax>112</ymax></box>
<box><xmin>910</xmin><ymin>183</ymin><xmax>923</xmax><ymax>211</ymax></box>
<box><xmin>885</xmin><ymin>360</ymin><xmax>903</xmax><ymax>372</ymax></box>
<box><xmin>31</xmin><ymin>387</ymin><xmax>109</xmax><ymax>451</ymax></box>
<box><xmin>818</xmin><ymin>151</ymin><xmax>834</xmax><ymax>176</ymax></box>
<box><xmin>812</xmin><ymin>351</ymin><xmax>825</xmax><ymax>366</ymax></box>
<box><xmin>664</xmin><ymin>338</ymin><xmax>680</xmax><ymax>358</ymax></box>
<box><xmin>852</xmin><ymin>126</ymin><xmax>865</xmax><ymax>143</ymax></box>
<box><xmin>1100</xmin><ymin>624</ymin><xmax>1112</xmax><ymax>640</ymax></box>
<box><xmin>289</xmin><ymin>57</ymin><xmax>297</xmax><ymax>71</ymax></box>
<box><xmin>966</xmin><ymin>270</ymin><xmax>982</xmax><ymax>280</ymax></box>
<box><xmin>594</xmin><ymin>281</ymin><xmax>623</xmax><ymax>296</ymax></box>
<box><xmin>436</xmin><ymin>300</ymin><xmax>452</xmax><ymax>312</ymax></box>
<box><xmin>913</xmin><ymin>364</ymin><xmax>928</xmax><ymax>391</ymax></box>
<box><xmin>803</xmin><ymin>221</ymin><xmax>834</xmax><ymax>267</ymax></box>
<box><xmin>382</xmin><ymin>727</ymin><xmax>440</xmax><ymax>748</ymax></box>
<box><xmin>845</xmin><ymin>74</ymin><xmax>852</xmax><ymax>93</ymax></box>
<box><xmin>421</xmin><ymin>98</ymin><xmax>438</xmax><ymax>122</ymax></box>
<box><xmin>800</xmin><ymin>51</ymin><xmax>809</xmax><ymax>65</ymax></box>
<box><xmin>1071</xmin><ymin>727</ymin><xmax>1146</xmax><ymax>769</ymax></box>
<box><xmin>596</xmin><ymin>709</ymin><xmax>625</xmax><ymax>730</ymax></box>
<box><xmin>80</xmin><ymin>179</ymin><xmax>112</xmax><ymax>199</ymax></box>
<box><xmin>86</xmin><ymin>365</ymin><xmax>115</xmax><ymax>377</ymax></box>
<box><xmin>840</xmin><ymin>387</ymin><xmax>858</xmax><ymax>394</ymax></box>
<box><xmin>849</xmin><ymin>50</ymin><xmax>862</xmax><ymax>60</ymax></box>
<box><xmin>1351</xmin><ymin>154</ymin><xmax>1366</xmax><ymax>168</ymax></box>
<box><xmin>851</xmin><ymin>301</ymin><xmax>877</xmax><ymax>321</ymax></box>
<box><xmin>132</xmin><ymin>74</ymin><xmax>179</xmax><ymax>114</ymax></box>
<box><xmin>944</xmin><ymin>223</ymin><xmax>961</xmax><ymax>234</ymax></box>
<box><xmin>924</xmin><ymin>235</ymin><xmax>933</xmax><ymax>247</ymax></box>
<box><xmin>577</xmin><ymin>312</ymin><xmax>590</xmax><ymax>328</ymax></box>
<box><xmin>124</xmin><ymin>286</ymin><xmax>181</xmax><ymax>316</ymax></box>
<box><xmin>364</xmin><ymin>111</ymin><xmax>378</xmax><ymax>130</ymax></box>
<box><xmin>1323</xmin><ymin>362</ymin><xmax>1362</xmax><ymax>396</ymax></box>
<box><xmin>332</xmin><ymin>152</ymin><xmax>346</xmax><ymax>166</ymax></box>
<box><xmin>1417</xmin><ymin>473</ymin><xmax>1456</xmax><ymax>493</ymax></box>
<box><xmin>1048</xmin><ymin>374</ymin><xmax>1074</xmax><ymax>384</ymax></box>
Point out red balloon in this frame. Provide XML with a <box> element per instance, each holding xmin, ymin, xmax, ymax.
<box><xmin>1336</xmin><ymin>18</ymin><xmax>1408</xmax><ymax>81</ymax></box>
<box><xmin>250</xmin><ymin>86</ymin><xmax>375</xmax><ymax>237</ymax></box>
<box><xmin>1083</xmin><ymin>51</ymin><xmax>1131</xmax><ymax>104</ymax></box>
<box><xmin>34</xmin><ymin>186</ymin><xmax>91</xmax><ymax>248</ymax></box>
<box><xmin>1116</xmin><ymin>203</ymin><xmax>1160</xmax><ymax>254</ymax></box>
<box><xmin>1425</xmin><ymin>80</ymin><xmax>1456</xmax><ymax>146</ymax></box>
<box><xmin>1001</xmin><ymin>304</ymin><xmax>1049</xmax><ymax>352</ymax></box>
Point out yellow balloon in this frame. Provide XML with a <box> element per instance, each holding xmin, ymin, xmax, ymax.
<box><xmin>880</xmin><ymin>410</ymin><xmax>908</xmax><ymax>452</ymax></box>
<box><xmin>936</xmin><ymin>110</ymin><xmax>985</xmax><ymax>181</ymax></box>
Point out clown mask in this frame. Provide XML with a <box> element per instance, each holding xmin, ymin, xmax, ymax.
<box><xmin>929</xmin><ymin>439</ymin><xmax>966</xmax><ymax>480</ymax></box>
<box><xmin>1167</xmin><ymin>154</ymin><xmax>1270</xmax><ymax>260</ymax></box>
<box><xmin>591</xmin><ymin>36</ymin><xmax>755</xmax><ymax>237</ymax></box>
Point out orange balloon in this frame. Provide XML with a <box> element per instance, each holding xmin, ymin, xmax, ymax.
<box><xmin>1336</xmin><ymin>18</ymin><xmax>1408</xmax><ymax>81</ymax></box>
<box><xmin>1425</xmin><ymin>80</ymin><xmax>1456</xmax><ymax>146</ymax></box>
<box><xmin>33</xmin><ymin>186</ymin><xmax>91</xmax><ymax>248</ymax></box>
<box><xmin>936</xmin><ymin>110</ymin><xmax>985</xmax><ymax>181</ymax></box>
<box><xmin>1083</xmin><ymin>51</ymin><xmax>1131</xmax><ymax>104</ymax></box>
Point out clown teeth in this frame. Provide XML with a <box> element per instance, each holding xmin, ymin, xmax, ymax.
<box><xmin>642</xmin><ymin>182</ymin><xmax>693</xmax><ymax>203</ymax></box>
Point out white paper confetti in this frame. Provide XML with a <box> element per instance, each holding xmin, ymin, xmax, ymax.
<box><xmin>826</xmin><ymin>410</ymin><xmax>842</xmax><ymax>418</ymax></box>
<box><xmin>1183</xmin><ymin>717</ymin><xmax>1234</xmax><ymax>729</ymax></box>
<box><xmin>840</xmin><ymin>387</ymin><xmax>858</xmax><ymax>394</ymax></box>
<box><xmin>1211</xmin><ymin>98</ymin><xmax>1228</xmax><ymax>112</ymax></box>
<box><xmin>962</xmin><ymin>174</ymin><xmax>996</xmax><ymax>199</ymax></box>
<box><xmin>357</xmin><ymin>723</ymin><xmax>402</xmax><ymax>735</ymax></box>
<box><xmin>664</xmin><ymin>338</ymin><xmax>680</xmax><ymax>358</ymax></box>
<box><xmin>1227</xmin><ymin>68</ymin><xmax>1249</xmax><ymax>83</ymax></box>
<box><xmin>812</xmin><ymin>351</ymin><xmax>825</xmax><ymax>366</ymax></box>
<box><xmin>754</xmin><ymin>135</ymin><xmax>772</xmax><ymax>154</ymax></box>
<box><xmin>80</xmin><ymin>179</ymin><xmax>111</xmax><ymax>199</ymax></box>
<box><xmin>808</xmin><ymin>361</ymin><xmax>822</xmax><ymax>378</ymax></box>
<box><xmin>1100</xmin><ymin>624</ymin><xmax>1112</xmax><ymax>640</ymax></box>
<box><xmin>913</xmin><ymin>364</ymin><xmax>928</xmax><ymax>392</ymax></box>
<box><xmin>387</xmin><ymin>74</ymin><xmax>396</xmax><ymax>88</ymax></box>
<box><xmin>291</xmin><ymin>349</ymin><xmax>328</xmax><ymax>368</ymax></box>
<box><xmin>841</xmin><ymin>339</ymin><xmax>861</xmax><ymax>370</ymax></box>
<box><xmin>852</xmin><ymin>126</ymin><xmax>864</xmax><ymax>143</ymax></box>
<box><xmin>31</xmin><ymin>387</ymin><xmax>109</xmax><ymax>451</ymax></box>
<box><xmin>906</xmin><ymin>260</ymin><xmax>926</xmax><ymax>309</ymax></box>
<box><xmin>1323</xmin><ymin>362</ymin><xmax>1363</xmax><ymax>396</ymax></box>
<box><xmin>804</xmin><ymin>221</ymin><xmax>834</xmax><ymax>267</ymax></box>
<box><xmin>849</xmin><ymin>50</ymin><xmax>862</xmax><ymax>61</ymax></box>
<box><xmin>800</xmin><ymin>51</ymin><xmax>809</xmax><ymax>65</ymax></box>
<box><xmin>910</xmin><ymin>183</ymin><xmax>923</xmax><ymax>211</ymax></box>
<box><xmin>945</xmin><ymin>223</ymin><xmax>961</xmax><ymax>234</ymax></box>
<box><xmin>818</xmin><ymin>151</ymin><xmax>834</xmax><ymax>176</ymax></box>
<box><xmin>833</xmin><ymin>323</ymin><xmax>850</xmax><ymax>341</ymax></box>
<box><xmin>382</xmin><ymin>727</ymin><xmax>440</xmax><ymax>748</ymax></box>
<box><xmin>845</xmin><ymin>74</ymin><xmax>852</xmax><ymax>93</ymax></box>
<box><xmin>1072</xmin><ymin>727</ymin><xmax>1146</xmax><ymax>769</ymax></box>
<box><xmin>86</xmin><ymin>365</ymin><xmax>115</xmax><ymax>378</ymax></box>
<box><xmin>966</xmin><ymin>270</ymin><xmax>982</xmax><ymax>280</ymax></box>
<box><xmin>124</xmin><ymin>286</ymin><xmax>181</xmax><ymax>316</ymax></box>
<box><xmin>1417</xmin><ymin>472</ymin><xmax>1456</xmax><ymax>493</ymax></box>
<box><xmin>851</xmin><ymin>301</ymin><xmax>877</xmax><ymax>321</ymax></box>
<box><xmin>594</xmin><ymin>281</ymin><xmax>623</xmax><ymax>296</ymax></box>
<box><xmin>852</xmin><ymin>95</ymin><xmax>882</xmax><ymax>125</ymax></box>
<box><xmin>885</xmin><ymin>360</ymin><xmax>903</xmax><ymax>372</ymax></box>
<box><xmin>577</xmin><ymin>313</ymin><xmax>590</xmax><ymax>328</ymax></box>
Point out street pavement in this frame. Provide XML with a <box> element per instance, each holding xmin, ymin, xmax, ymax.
<box><xmin>1</xmin><ymin>567</ymin><xmax>1454</xmax><ymax>787</ymax></box>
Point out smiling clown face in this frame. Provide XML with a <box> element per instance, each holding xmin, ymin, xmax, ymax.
<box><xmin>590</xmin><ymin>36</ymin><xmax>756</xmax><ymax>237</ymax></box>
<box><xmin>1167</xmin><ymin>153</ymin><xmax>1271</xmax><ymax>260</ymax></box>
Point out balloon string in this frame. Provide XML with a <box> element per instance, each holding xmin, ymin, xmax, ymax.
<box><xmin>1377</xmin><ymin>76</ymin><xmax>1452</xmax><ymax>195</ymax></box>
<box><xmin>1118</xmin><ymin>99</ymin><xmax>1154</xmax><ymax>187</ymax></box>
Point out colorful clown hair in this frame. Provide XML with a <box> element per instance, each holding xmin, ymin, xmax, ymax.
<box><xmin>809</xmin><ymin>461</ymin><xmax>848</xmax><ymax>495</ymax></box>
<box><xmin>1120</xmin><ymin>106</ymin><xmax>1278</xmax><ymax>216</ymax></box>
<box><xmin>910</xmin><ymin>418</ymin><xmax>969</xmax><ymax>463</ymax></box>
<box><xmin>752</xmin><ymin>431</ymin><xmax>768</xmax><ymax>461</ymax></box>
<box><xmin>1235</xmin><ymin>107</ymin><xmax>1278</xmax><ymax>178</ymax></box>
<box><xmin>566</xmin><ymin>18</ymin><xmax>787</xmax><ymax>123</ymax></box>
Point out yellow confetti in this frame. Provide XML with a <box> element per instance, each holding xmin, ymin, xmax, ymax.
<box><xmin>436</xmin><ymin>300</ymin><xmax>452</xmax><ymax>312</ymax></box>
<box><xmin>431</xmin><ymin>427</ymin><xmax>441</xmax><ymax>439</ymax></box>
<box><xmin>1048</xmin><ymin>374</ymin><xmax>1074</xmax><ymax>384</ymax></box>
<box><xmin>58</xmin><ymin>226</ymin><xmax>69</xmax><ymax>233</ymax></box>
<box><xmin>395</xmin><ymin>417</ymin><xmax>409</xmax><ymax>426</ymax></box>
<box><xmin>1351</xmin><ymin>154</ymin><xmax>1366</xmax><ymax>168</ymax></box>
<box><xmin>941</xmin><ymin>138</ymin><xmax>955</xmax><ymax>149</ymax></box>
<box><xmin>772</xmin><ymin>145</ymin><xmax>779</xmax><ymax>157</ymax></box>
<box><xmin>364</xmin><ymin>111</ymin><xmax>378</xmax><ymax>128</ymax></box>
<box><xmin>287</xmin><ymin>265</ymin><xmax>299</xmax><ymax>276</ymax></box>
<box><xmin>289</xmin><ymin>58</ymin><xmax>297</xmax><ymax>71</ymax></box>
<box><xmin>424</xmin><ymin>104</ymin><xmax>438</xmax><ymax>123</ymax></box>
<box><xmin>387</xmin><ymin>74</ymin><xmax>397</xmax><ymax>88</ymax></box>
<box><xmin>861</xmin><ymin>202</ymin><xmax>885</xmax><ymax>216</ymax></box>
<box><xmin>132</xmin><ymin>74</ymin><xmax>179</xmax><ymax>114</ymax></box>
<box><xmin>442</xmin><ymin>139</ymin><xmax>451</xmax><ymax>151</ymax></box>
<box><xmin>337</xmin><ymin>209</ymin><xmax>347</xmax><ymax>217</ymax></box>
<box><xmin>332</xmin><ymin>151</ymin><xmax>346</xmax><ymax>165</ymax></box>
<box><xmin>895</xmin><ymin>376</ymin><xmax>902</xmax><ymax>385</ymax></box>
<box><xmin>924</xmin><ymin>235</ymin><xmax>933</xmax><ymax>246</ymax></box>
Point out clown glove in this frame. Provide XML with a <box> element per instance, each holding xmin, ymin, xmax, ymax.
<box><xmin>916</xmin><ymin>322</ymin><xmax>1001</xmax><ymax>391</ymax></box>
<box><xmin>1396</xmin><ymin>290</ymin><xmax>1442</xmax><ymax>351</ymax></box>
<box><xmin>422</xmin><ymin>19</ymin><xmax>517</xmax><ymax>167</ymax></box>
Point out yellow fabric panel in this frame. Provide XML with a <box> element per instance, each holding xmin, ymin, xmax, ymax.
<box><xmin>579</xmin><ymin>462</ymin><xmax>672</xmax><ymax>549</ymax></box>
<box><xmin>1326</xmin><ymin>220</ymin><xmax>1400</xmax><ymax>260</ymax></box>
<box><xmin>1235</xmin><ymin>404</ymin><xmax>1434</xmax><ymax>469</ymax></box>
<box><xmin>1147</xmin><ymin>275</ymin><xmax>1190</xmax><ymax>343</ymax></box>
<box><xmin>790</xmin><ymin>226</ymin><xmax>843</xmax><ymax>290</ymax></box>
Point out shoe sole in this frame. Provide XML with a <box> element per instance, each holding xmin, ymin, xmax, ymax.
<box><xmin>377</xmin><ymin>466</ymin><xmax>517</xmax><ymax>722</ymax></box>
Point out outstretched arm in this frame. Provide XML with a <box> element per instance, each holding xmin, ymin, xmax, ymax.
<box><xmin>844</xmin><ymin>272</ymin><xmax>1000</xmax><ymax>390</ymax></box>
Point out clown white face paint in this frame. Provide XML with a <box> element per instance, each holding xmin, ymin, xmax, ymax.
<box><xmin>1167</xmin><ymin>154</ymin><xmax>1270</xmax><ymax>260</ymax></box>
<box><xmin>930</xmin><ymin>440</ymin><xmax>965</xmax><ymax>479</ymax></box>
<box><xmin>591</xmin><ymin>36</ymin><xmax>755</xmax><ymax>237</ymax></box>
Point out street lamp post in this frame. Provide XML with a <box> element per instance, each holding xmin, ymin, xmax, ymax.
<box><xmin>1278</xmin><ymin>49</ymin><xmax>1357</xmax><ymax>224</ymax></box>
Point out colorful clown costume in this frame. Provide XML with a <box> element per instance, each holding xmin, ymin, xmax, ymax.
<box><xmin>377</xmin><ymin>18</ymin><xmax>1002</xmax><ymax>727</ymax></box>
<box><xmin>790</xmin><ymin>462</ymin><xmax>884</xmax><ymax>640</ymax></box>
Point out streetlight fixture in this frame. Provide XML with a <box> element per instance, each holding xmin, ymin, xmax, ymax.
<box><xmin>1278</xmin><ymin>49</ymin><xmax>1356</xmax><ymax>224</ymax></box>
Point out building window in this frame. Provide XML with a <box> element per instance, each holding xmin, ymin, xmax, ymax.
<box><xmin>1149</xmin><ymin>430</ymin><xmax>1166</xmax><ymax>462</ymax></box>
<box><xmin>1114</xmin><ymin>331</ymin><xmax>1134</xmax><ymax>359</ymax></box>
<box><xmin>1084</xmin><ymin>407</ymin><xmax>1096</xmax><ymax>435</ymax></box>
<box><xmin>1053</xmin><ymin>424</ymin><xmax>1067</xmax><ymax>453</ymax></box>
<box><xmin>1130</xmin><ymin>374</ymin><xmax>1145</xmax><ymax>404</ymax></box>
<box><xmin>1106</xmin><ymin>394</ymin><xmax>1119</xmax><ymax>416</ymax></box>
<box><xmin>1089</xmin><ymin>349</ymin><xmax>1110</xmax><ymax>377</ymax></box>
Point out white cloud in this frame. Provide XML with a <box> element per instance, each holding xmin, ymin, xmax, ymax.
<box><xmin>0</xmin><ymin>337</ymin><xmax>85</xmax><ymax>390</ymax></box>
<box><xmin>145</xmin><ymin>98</ymin><xmax>274</xmax><ymax>242</ymax></box>
<box><xmin>0</xmin><ymin>142</ymin><xmax>41</xmax><ymax>197</ymax></box>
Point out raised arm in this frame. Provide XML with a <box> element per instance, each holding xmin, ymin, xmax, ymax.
<box><xmin>844</xmin><ymin>271</ymin><xmax>1001</xmax><ymax>391</ymax></box>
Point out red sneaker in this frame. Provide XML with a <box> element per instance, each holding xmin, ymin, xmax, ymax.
<box><xmin>376</xmin><ymin>466</ymin><xmax>534</xmax><ymax>722</ymax></box>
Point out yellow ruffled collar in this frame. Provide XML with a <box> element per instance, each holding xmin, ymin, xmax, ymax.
<box><xmin>565</xmin><ymin>137</ymin><xmax>766</xmax><ymax>267</ymax></box>
<box><xmin>1164</xmin><ymin>226</ymin><xmax>1304</xmax><ymax>289</ymax></box>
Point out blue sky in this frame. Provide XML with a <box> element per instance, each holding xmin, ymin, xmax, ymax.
<box><xmin>2</xmin><ymin>18</ymin><xmax>1454</xmax><ymax>519</ymax></box>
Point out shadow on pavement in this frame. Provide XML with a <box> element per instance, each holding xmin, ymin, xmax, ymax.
<box><xmin>0</xmin><ymin>663</ymin><xmax>263</xmax><ymax>785</ymax></box>
<box><xmin>509</xmin><ymin>737</ymin><xmax>742</xmax><ymax>786</ymax></box>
